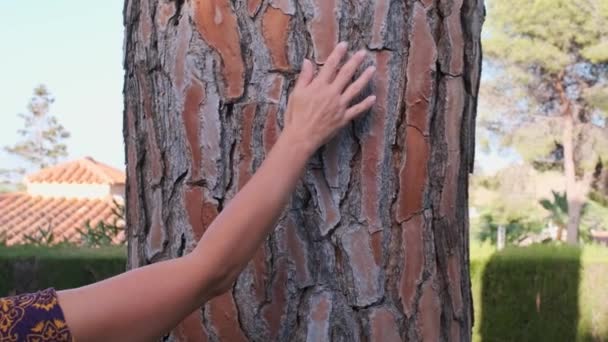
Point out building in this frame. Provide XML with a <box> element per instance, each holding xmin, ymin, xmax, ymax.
<box><xmin>0</xmin><ymin>157</ymin><xmax>125</xmax><ymax>246</ymax></box>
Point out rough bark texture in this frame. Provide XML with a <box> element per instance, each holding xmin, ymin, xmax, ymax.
<box><xmin>123</xmin><ymin>0</ymin><xmax>485</xmax><ymax>341</ymax></box>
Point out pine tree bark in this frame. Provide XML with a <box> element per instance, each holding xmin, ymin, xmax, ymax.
<box><xmin>123</xmin><ymin>0</ymin><xmax>485</xmax><ymax>341</ymax></box>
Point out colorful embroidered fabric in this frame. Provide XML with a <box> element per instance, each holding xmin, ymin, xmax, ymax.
<box><xmin>0</xmin><ymin>288</ymin><xmax>74</xmax><ymax>341</ymax></box>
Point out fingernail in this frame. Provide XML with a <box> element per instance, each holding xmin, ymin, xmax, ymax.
<box><xmin>339</xmin><ymin>41</ymin><xmax>348</xmax><ymax>48</ymax></box>
<box><xmin>371</xmin><ymin>96</ymin><xmax>377</xmax><ymax>102</ymax></box>
<box><xmin>356</xmin><ymin>50</ymin><xmax>367</xmax><ymax>58</ymax></box>
<box><xmin>369</xmin><ymin>66</ymin><xmax>377</xmax><ymax>72</ymax></box>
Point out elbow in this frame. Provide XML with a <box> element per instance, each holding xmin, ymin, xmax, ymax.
<box><xmin>200</xmin><ymin>260</ymin><xmax>242</xmax><ymax>299</ymax></box>
<box><xmin>206</xmin><ymin>269</ymin><xmax>239</xmax><ymax>299</ymax></box>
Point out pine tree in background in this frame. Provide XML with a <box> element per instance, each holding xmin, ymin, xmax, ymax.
<box><xmin>481</xmin><ymin>0</ymin><xmax>608</xmax><ymax>244</ymax></box>
<box><xmin>1</xmin><ymin>85</ymin><xmax>70</xmax><ymax>186</ymax></box>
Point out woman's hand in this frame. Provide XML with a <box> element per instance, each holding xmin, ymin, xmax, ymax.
<box><xmin>283</xmin><ymin>42</ymin><xmax>376</xmax><ymax>155</ymax></box>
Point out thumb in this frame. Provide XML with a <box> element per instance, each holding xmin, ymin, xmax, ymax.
<box><xmin>295</xmin><ymin>59</ymin><xmax>314</xmax><ymax>88</ymax></box>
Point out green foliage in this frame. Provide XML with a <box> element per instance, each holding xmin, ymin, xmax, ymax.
<box><xmin>78</xmin><ymin>221</ymin><xmax>124</xmax><ymax>248</ymax></box>
<box><xmin>476</xmin><ymin>211</ymin><xmax>544</xmax><ymax>244</ymax></box>
<box><xmin>22</xmin><ymin>224</ymin><xmax>56</xmax><ymax>246</ymax></box>
<box><xmin>2</xmin><ymin>85</ymin><xmax>70</xmax><ymax>183</ymax></box>
<box><xmin>539</xmin><ymin>191</ymin><xmax>569</xmax><ymax>228</ymax></box>
<box><xmin>481</xmin><ymin>0</ymin><xmax>608</xmax><ymax>241</ymax></box>
<box><xmin>589</xmin><ymin>190</ymin><xmax>608</xmax><ymax>207</ymax></box>
<box><xmin>471</xmin><ymin>245</ymin><xmax>608</xmax><ymax>341</ymax></box>
<box><xmin>581</xmin><ymin>200</ymin><xmax>608</xmax><ymax>239</ymax></box>
<box><xmin>482</xmin><ymin>0</ymin><xmax>608</xmax><ymax>168</ymax></box>
<box><xmin>77</xmin><ymin>200</ymin><xmax>125</xmax><ymax>248</ymax></box>
<box><xmin>485</xmin><ymin>0</ymin><xmax>608</xmax><ymax>73</ymax></box>
<box><xmin>584</xmin><ymin>84</ymin><xmax>608</xmax><ymax>113</ymax></box>
<box><xmin>0</xmin><ymin>246</ymin><xmax>125</xmax><ymax>296</ymax></box>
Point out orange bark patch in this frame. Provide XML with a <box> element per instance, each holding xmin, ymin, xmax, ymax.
<box><xmin>237</xmin><ymin>104</ymin><xmax>257</xmax><ymax>190</ymax></box>
<box><xmin>285</xmin><ymin>218</ymin><xmax>311</xmax><ymax>285</ymax></box>
<box><xmin>441</xmin><ymin>0</ymin><xmax>464</xmax><ymax>75</ymax></box>
<box><xmin>323</xmin><ymin>139</ymin><xmax>340</xmax><ymax>189</ymax></box>
<box><xmin>146</xmin><ymin>119</ymin><xmax>163</xmax><ymax>183</ymax></box>
<box><xmin>262</xmin><ymin>258</ymin><xmax>288</xmax><ymax>340</ymax></box>
<box><xmin>396</xmin><ymin>127</ymin><xmax>429</xmax><ymax>222</ymax></box>
<box><xmin>147</xmin><ymin>194</ymin><xmax>165</xmax><ymax>256</ymax></box>
<box><xmin>247</xmin><ymin>0</ymin><xmax>263</xmax><ymax>17</ymax></box>
<box><xmin>192</xmin><ymin>0</ymin><xmax>245</xmax><ymax>100</ymax></box>
<box><xmin>252</xmin><ymin>245</ymin><xmax>269</xmax><ymax>303</ymax></box>
<box><xmin>405</xmin><ymin>3</ymin><xmax>437</xmax><ymax>135</ymax></box>
<box><xmin>200</xmin><ymin>199</ymin><xmax>219</xmax><ymax>236</ymax></box>
<box><xmin>399</xmin><ymin>214</ymin><xmax>424</xmax><ymax>316</ymax></box>
<box><xmin>266</xmin><ymin>74</ymin><xmax>284</xmax><ymax>103</ymax></box>
<box><xmin>173</xmin><ymin>310</ymin><xmax>209</xmax><ymax>342</ymax></box>
<box><xmin>440</xmin><ymin>78</ymin><xmax>464</xmax><ymax>222</ymax></box>
<box><xmin>263</xmin><ymin>105</ymin><xmax>279</xmax><ymax>154</ymax></box>
<box><xmin>361</xmin><ymin>51</ymin><xmax>390</xmax><ymax>233</ymax></box>
<box><xmin>156</xmin><ymin>1</ymin><xmax>176</xmax><ymax>31</ymax></box>
<box><xmin>342</xmin><ymin>228</ymin><xmax>382</xmax><ymax>306</ymax></box>
<box><xmin>421</xmin><ymin>0</ymin><xmax>435</xmax><ymax>8</ymax></box>
<box><xmin>183</xmin><ymin>78</ymin><xmax>205</xmax><ymax>180</ymax></box>
<box><xmin>184</xmin><ymin>185</ymin><xmax>218</xmax><ymax>241</ymax></box>
<box><xmin>125</xmin><ymin>109</ymin><xmax>140</xmax><ymax>234</ymax></box>
<box><xmin>207</xmin><ymin>293</ymin><xmax>247</xmax><ymax>342</ymax></box>
<box><xmin>271</xmin><ymin>0</ymin><xmax>296</xmax><ymax>14</ymax></box>
<box><xmin>370</xmin><ymin>0</ymin><xmax>390</xmax><ymax>48</ymax></box>
<box><xmin>369</xmin><ymin>307</ymin><xmax>401</xmax><ymax>342</ymax></box>
<box><xmin>308</xmin><ymin>0</ymin><xmax>339</xmax><ymax>63</ymax></box>
<box><xmin>174</xmin><ymin>18</ymin><xmax>192</xmax><ymax>91</ymax></box>
<box><xmin>371</xmin><ymin>231</ymin><xmax>383</xmax><ymax>266</ymax></box>
<box><xmin>418</xmin><ymin>280</ymin><xmax>441</xmax><ymax>342</ymax></box>
<box><xmin>140</xmin><ymin>0</ymin><xmax>152</xmax><ymax>47</ymax></box>
<box><xmin>262</xmin><ymin>6</ymin><xmax>291</xmax><ymax>71</ymax></box>
<box><xmin>450</xmin><ymin>320</ymin><xmax>461</xmax><ymax>342</ymax></box>
<box><xmin>184</xmin><ymin>186</ymin><xmax>204</xmax><ymax>239</ymax></box>
<box><xmin>136</xmin><ymin>67</ymin><xmax>157</xmax><ymax>149</ymax></box>
<box><xmin>447</xmin><ymin>254</ymin><xmax>463</xmax><ymax>317</ymax></box>
<box><xmin>306</xmin><ymin>292</ymin><xmax>332</xmax><ymax>341</ymax></box>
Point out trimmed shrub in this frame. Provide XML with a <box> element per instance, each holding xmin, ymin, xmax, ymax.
<box><xmin>0</xmin><ymin>246</ymin><xmax>126</xmax><ymax>296</ymax></box>
<box><xmin>472</xmin><ymin>245</ymin><xmax>608</xmax><ymax>342</ymax></box>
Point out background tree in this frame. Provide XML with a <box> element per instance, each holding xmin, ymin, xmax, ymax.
<box><xmin>1</xmin><ymin>85</ymin><xmax>70</xmax><ymax>184</ymax></box>
<box><xmin>482</xmin><ymin>0</ymin><xmax>608</xmax><ymax>244</ymax></box>
<box><xmin>124</xmin><ymin>0</ymin><xmax>484</xmax><ymax>340</ymax></box>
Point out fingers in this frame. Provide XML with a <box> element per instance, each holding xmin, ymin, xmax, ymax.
<box><xmin>316</xmin><ymin>42</ymin><xmax>348</xmax><ymax>83</ymax></box>
<box><xmin>333</xmin><ymin>50</ymin><xmax>367</xmax><ymax>91</ymax></box>
<box><xmin>342</xmin><ymin>66</ymin><xmax>376</xmax><ymax>102</ymax></box>
<box><xmin>345</xmin><ymin>95</ymin><xmax>376</xmax><ymax>121</ymax></box>
<box><xmin>295</xmin><ymin>59</ymin><xmax>315</xmax><ymax>89</ymax></box>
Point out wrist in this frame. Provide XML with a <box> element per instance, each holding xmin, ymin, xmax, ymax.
<box><xmin>279</xmin><ymin>126</ymin><xmax>317</xmax><ymax>159</ymax></box>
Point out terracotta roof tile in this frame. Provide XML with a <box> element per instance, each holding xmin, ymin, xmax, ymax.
<box><xmin>25</xmin><ymin>157</ymin><xmax>125</xmax><ymax>185</ymax></box>
<box><xmin>0</xmin><ymin>193</ymin><xmax>124</xmax><ymax>246</ymax></box>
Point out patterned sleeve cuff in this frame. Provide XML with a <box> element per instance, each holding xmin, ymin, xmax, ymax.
<box><xmin>0</xmin><ymin>288</ymin><xmax>74</xmax><ymax>341</ymax></box>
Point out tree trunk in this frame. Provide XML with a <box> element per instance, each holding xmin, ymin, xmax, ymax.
<box><xmin>123</xmin><ymin>0</ymin><xmax>485</xmax><ymax>341</ymax></box>
<box><xmin>563</xmin><ymin>110</ymin><xmax>578</xmax><ymax>244</ymax></box>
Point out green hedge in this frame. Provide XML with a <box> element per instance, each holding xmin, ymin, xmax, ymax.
<box><xmin>1</xmin><ymin>244</ymin><xmax>607</xmax><ymax>341</ymax></box>
<box><xmin>0</xmin><ymin>246</ymin><xmax>126</xmax><ymax>296</ymax></box>
<box><xmin>471</xmin><ymin>245</ymin><xmax>608</xmax><ymax>342</ymax></box>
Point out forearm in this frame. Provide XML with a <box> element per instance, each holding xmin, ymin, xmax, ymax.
<box><xmin>191</xmin><ymin>131</ymin><xmax>311</xmax><ymax>289</ymax></box>
<box><xmin>59</xmin><ymin>132</ymin><xmax>312</xmax><ymax>342</ymax></box>
<box><xmin>58</xmin><ymin>254</ymin><xmax>212</xmax><ymax>342</ymax></box>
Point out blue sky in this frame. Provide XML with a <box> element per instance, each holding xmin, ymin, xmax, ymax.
<box><xmin>0</xmin><ymin>1</ymin><xmax>125</xmax><ymax>169</ymax></box>
<box><xmin>0</xmin><ymin>1</ymin><xmax>511</xmax><ymax>174</ymax></box>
